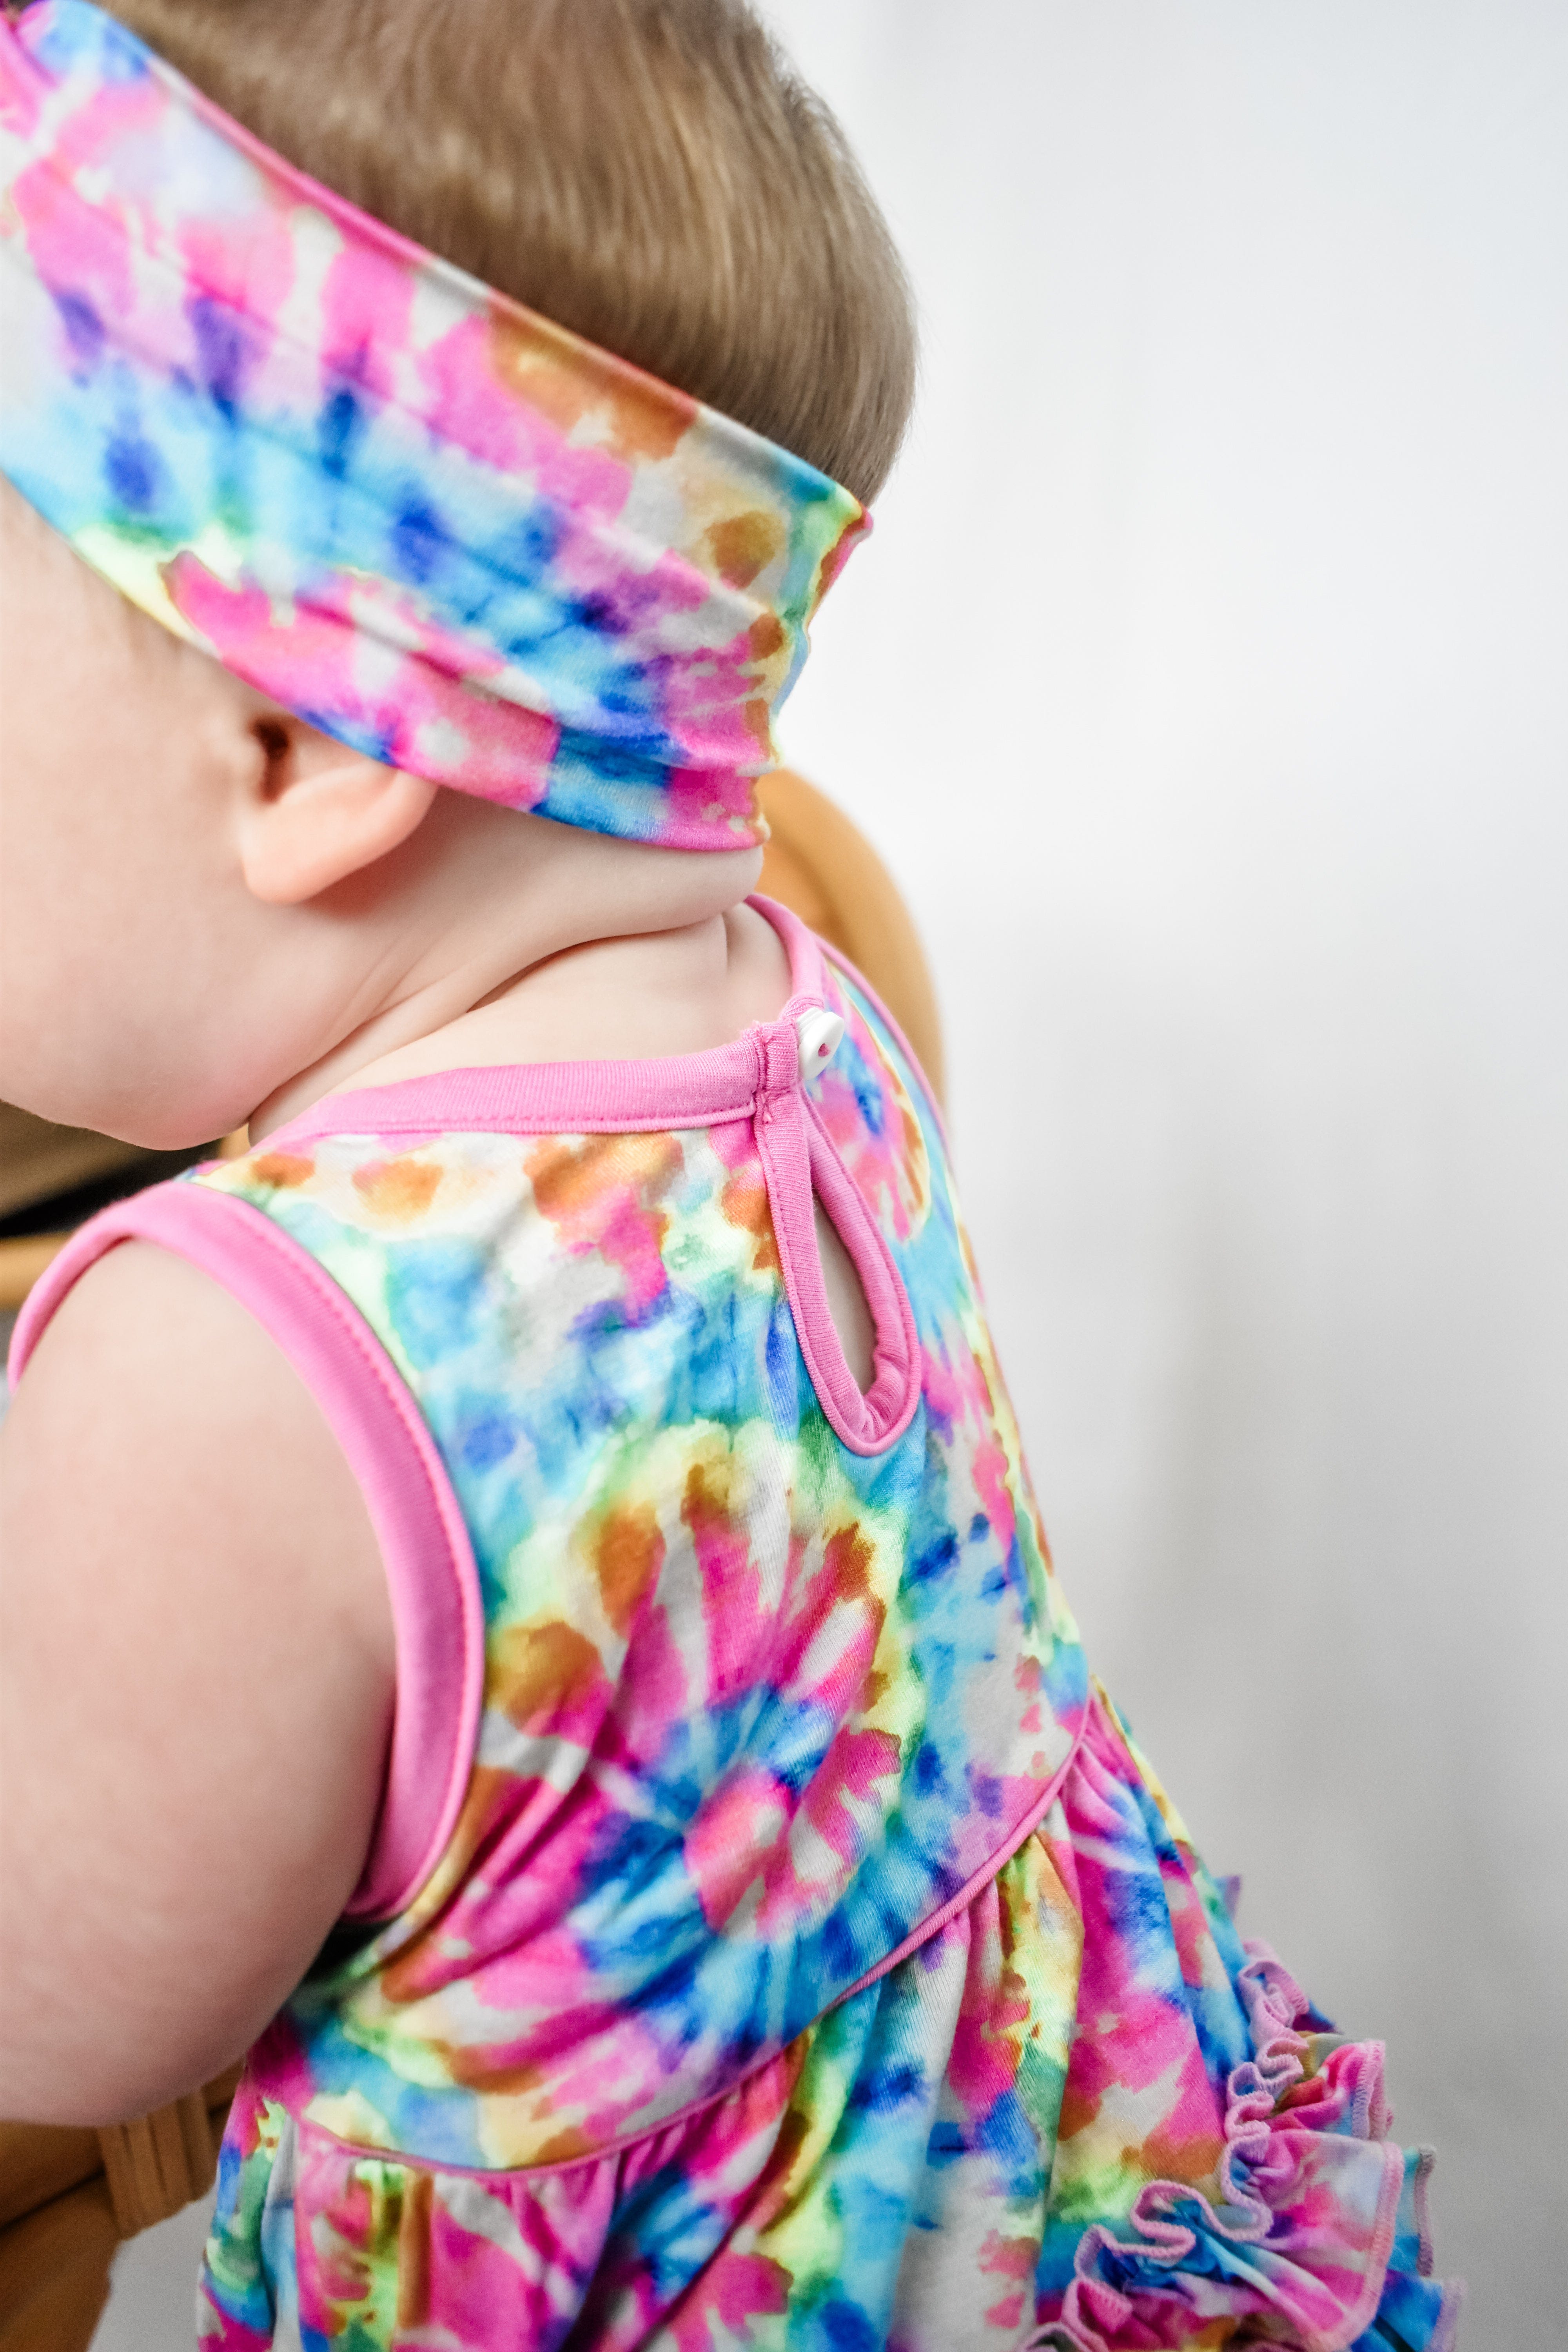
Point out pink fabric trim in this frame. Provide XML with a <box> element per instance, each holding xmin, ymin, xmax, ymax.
<box><xmin>272</xmin><ymin>1040</ymin><xmax>778</xmax><ymax>1146</ymax></box>
<box><xmin>9</xmin><ymin>1185</ymin><xmax>485</xmax><ymax>1924</ymax></box>
<box><xmin>272</xmin><ymin>896</ymin><xmax>826</xmax><ymax>1151</ymax></box>
<box><xmin>1431</xmin><ymin>2279</ymin><xmax>1466</xmax><ymax>2352</ymax></box>
<box><xmin>748</xmin><ymin>893</ymin><xmax>828</xmax><ymax>1000</ymax></box>
<box><xmin>760</xmin><ymin>898</ymin><xmax>921</xmax><ymax>1450</ymax></box>
<box><xmin>261</xmin><ymin>893</ymin><xmax>918</xmax><ymax>1454</ymax></box>
<box><xmin>753</xmin><ymin>1044</ymin><xmax>920</xmax><ymax>1454</ymax></box>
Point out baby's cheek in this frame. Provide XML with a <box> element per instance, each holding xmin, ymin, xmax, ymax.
<box><xmin>0</xmin><ymin>541</ymin><xmax>250</xmax><ymax>1132</ymax></box>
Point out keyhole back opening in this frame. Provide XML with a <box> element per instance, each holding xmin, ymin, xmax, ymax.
<box><xmin>813</xmin><ymin>1195</ymin><xmax>877</xmax><ymax>1396</ymax></box>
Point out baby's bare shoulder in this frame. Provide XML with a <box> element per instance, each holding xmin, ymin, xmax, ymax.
<box><xmin>0</xmin><ymin>1241</ymin><xmax>394</xmax><ymax>2125</ymax></box>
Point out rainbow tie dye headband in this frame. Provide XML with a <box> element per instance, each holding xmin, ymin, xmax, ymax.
<box><xmin>0</xmin><ymin>1</ymin><xmax>869</xmax><ymax>850</ymax></box>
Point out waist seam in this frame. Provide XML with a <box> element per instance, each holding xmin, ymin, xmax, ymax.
<box><xmin>259</xmin><ymin>1706</ymin><xmax>1091</xmax><ymax>2187</ymax></box>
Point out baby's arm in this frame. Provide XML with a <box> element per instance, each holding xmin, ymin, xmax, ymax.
<box><xmin>0</xmin><ymin>1243</ymin><xmax>394</xmax><ymax>2125</ymax></box>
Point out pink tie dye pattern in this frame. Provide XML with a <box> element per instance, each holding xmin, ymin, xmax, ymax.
<box><xmin>11</xmin><ymin>904</ymin><xmax>1461</xmax><ymax>2347</ymax></box>
<box><xmin>0</xmin><ymin>2</ymin><xmax>868</xmax><ymax>849</ymax></box>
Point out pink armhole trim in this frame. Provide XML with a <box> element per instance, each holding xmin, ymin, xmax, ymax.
<box><xmin>9</xmin><ymin>1183</ymin><xmax>486</xmax><ymax>1924</ymax></box>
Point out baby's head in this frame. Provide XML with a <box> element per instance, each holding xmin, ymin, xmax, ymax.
<box><xmin>94</xmin><ymin>0</ymin><xmax>915</xmax><ymax>503</ymax></box>
<box><xmin>0</xmin><ymin>0</ymin><xmax>915</xmax><ymax>1144</ymax></box>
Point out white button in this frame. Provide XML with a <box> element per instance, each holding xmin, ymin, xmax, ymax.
<box><xmin>795</xmin><ymin>1008</ymin><xmax>846</xmax><ymax>1083</ymax></box>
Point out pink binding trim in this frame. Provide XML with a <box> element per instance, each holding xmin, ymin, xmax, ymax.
<box><xmin>267</xmin><ymin>896</ymin><xmax>922</xmax><ymax>1455</ymax></box>
<box><xmin>271</xmin><ymin>897</ymin><xmax>827</xmax><ymax>1149</ymax></box>
<box><xmin>751</xmin><ymin>1040</ymin><xmax>920</xmax><ymax>1454</ymax></box>
<box><xmin>9</xmin><ymin>1185</ymin><xmax>486</xmax><ymax>1924</ymax></box>
<box><xmin>271</xmin><ymin>1037</ymin><xmax>781</xmax><ymax>1145</ymax></box>
<box><xmin>2</xmin><ymin>899</ymin><xmax>927</xmax><ymax>1920</ymax></box>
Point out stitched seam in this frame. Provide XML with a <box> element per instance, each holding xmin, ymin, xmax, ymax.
<box><xmin>279</xmin><ymin>1096</ymin><xmax>764</xmax><ymax>1145</ymax></box>
<box><xmin>755</xmin><ymin>1098</ymin><xmax>915</xmax><ymax>1457</ymax></box>
<box><xmin>268</xmin><ymin>902</ymin><xmax>822</xmax><ymax>1148</ymax></box>
<box><xmin>805</xmin><ymin>1096</ymin><xmax>921</xmax><ymax>1450</ymax></box>
<box><xmin>277</xmin><ymin>1710</ymin><xmax>1091</xmax><ymax>2186</ymax></box>
<box><xmin>175</xmin><ymin>1188</ymin><xmax>487</xmax><ymax>1922</ymax></box>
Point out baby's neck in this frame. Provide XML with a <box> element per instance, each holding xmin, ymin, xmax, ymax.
<box><xmin>248</xmin><ymin>809</ymin><xmax>788</xmax><ymax>1142</ymax></box>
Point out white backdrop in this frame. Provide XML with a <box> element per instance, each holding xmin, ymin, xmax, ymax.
<box><xmin>760</xmin><ymin>1</ymin><xmax>1566</xmax><ymax>2339</ymax></box>
<box><xmin>94</xmin><ymin>1</ymin><xmax>1564</xmax><ymax>2342</ymax></box>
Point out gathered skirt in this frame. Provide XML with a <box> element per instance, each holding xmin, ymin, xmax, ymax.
<box><xmin>198</xmin><ymin>1688</ymin><xmax>1460</xmax><ymax>2350</ymax></box>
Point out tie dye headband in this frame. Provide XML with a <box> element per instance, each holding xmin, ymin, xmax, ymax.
<box><xmin>0</xmin><ymin>1</ymin><xmax>869</xmax><ymax>850</ymax></box>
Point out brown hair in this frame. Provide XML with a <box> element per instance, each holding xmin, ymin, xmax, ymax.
<box><xmin>93</xmin><ymin>0</ymin><xmax>916</xmax><ymax>501</ymax></box>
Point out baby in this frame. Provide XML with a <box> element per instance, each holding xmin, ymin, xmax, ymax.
<box><xmin>0</xmin><ymin>3</ymin><xmax>1460</xmax><ymax>2346</ymax></box>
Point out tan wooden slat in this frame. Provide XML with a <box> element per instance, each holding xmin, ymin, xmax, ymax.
<box><xmin>0</xmin><ymin>1104</ymin><xmax>148</xmax><ymax>1225</ymax></box>
<box><xmin>757</xmin><ymin>769</ymin><xmax>944</xmax><ymax>1104</ymax></box>
<box><xmin>97</xmin><ymin>2114</ymin><xmax>163</xmax><ymax>2239</ymax></box>
<box><xmin>0</xmin><ymin>1234</ymin><xmax>68</xmax><ymax>1312</ymax></box>
<box><xmin>0</xmin><ymin>2122</ymin><xmax>102</xmax><ymax>2236</ymax></box>
<box><xmin>0</xmin><ymin>2174</ymin><xmax>118</xmax><ymax>2352</ymax></box>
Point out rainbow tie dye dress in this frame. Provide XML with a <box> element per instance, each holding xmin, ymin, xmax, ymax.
<box><xmin>20</xmin><ymin>903</ymin><xmax>1457</xmax><ymax>2349</ymax></box>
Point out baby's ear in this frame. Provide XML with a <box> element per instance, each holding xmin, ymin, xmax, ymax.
<box><xmin>236</xmin><ymin>712</ymin><xmax>438</xmax><ymax>905</ymax></box>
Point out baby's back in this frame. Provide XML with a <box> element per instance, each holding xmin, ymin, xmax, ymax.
<box><xmin>18</xmin><ymin>909</ymin><xmax>1455</xmax><ymax>2348</ymax></box>
<box><xmin>169</xmin><ymin>902</ymin><xmax>1089</xmax><ymax>2343</ymax></box>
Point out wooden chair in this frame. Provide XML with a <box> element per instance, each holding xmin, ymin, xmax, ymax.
<box><xmin>755</xmin><ymin>768</ymin><xmax>942</xmax><ymax>1103</ymax></box>
<box><xmin>0</xmin><ymin>770</ymin><xmax>940</xmax><ymax>2346</ymax></box>
<box><xmin>0</xmin><ymin>1107</ymin><xmax>156</xmax><ymax>1316</ymax></box>
<box><xmin>0</xmin><ymin>2079</ymin><xmax>240</xmax><ymax>2352</ymax></box>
